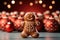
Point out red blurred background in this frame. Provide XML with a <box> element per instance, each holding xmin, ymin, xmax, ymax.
<box><xmin>0</xmin><ymin>0</ymin><xmax>60</xmax><ymax>13</ymax></box>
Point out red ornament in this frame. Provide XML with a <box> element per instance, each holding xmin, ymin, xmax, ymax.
<box><xmin>9</xmin><ymin>16</ymin><xmax>17</xmax><ymax>23</ymax></box>
<box><xmin>5</xmin><ymin>22</ymin><xmax>14</xmax><ymax>32</ymax></box>
<box><xmin>44</xmin><ymin>16</ymin><xmax>59</xmax><ymax>32</ymax></box>
<box><xmin>0</xmin><ymin>16</ymin><xmax>8</xmax><ymax>31</ymax></box>
<box><xmin>43</xmin><ymin>14</ymin><xmax>50</xmax><ymax>24</ymax></box>
<box><xmin>35</xmin><ymin>16</ymin><xmax>43</xmax><ymax>32</ymax></box>
<box><xmin>20</xmin><ymin>11</ymin><xmax>25</xmax><ymax>17</ymax></box>
<box><xmin>37</xmin><ymin>12</ymin><xmax>43</xmax><ymax>20</ymax></box>
<box><xmin>9</xmin><ymin>12</ymin><xmax>17</xmax><ymax>23</ymax></box>
<box><xmin>14</xmin><ymin>16</ymin><xmax>24</xmax><ymax>32</ymax></box>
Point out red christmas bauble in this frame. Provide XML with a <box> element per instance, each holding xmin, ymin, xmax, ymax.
<box><xmin>5</xmin><ymin>22</ymin><xmax>14</xmax><ymax>32</ymax></box>
<box><xmin>44</xmin><ymin>16</ymin><xmax>59</xmax><ymax>32</ymax></box>
<box><xmin>14</xmin><ymin>16</ymin><xmax>24</xmax><ymax>32</ymax></box>
<box><xmin>0</xmin><ymin>17</ymin><xmax>8</xmax><ymax>31</ymax></box>
<box><xmin>9</xmin><ymin>16</ymin><xmax>17</xmax><ymax>23</ymax></box>
<box><xmin>35</xmin><ymin>16</ymin><xmax>43</xmax><ymax>32</ymax></box>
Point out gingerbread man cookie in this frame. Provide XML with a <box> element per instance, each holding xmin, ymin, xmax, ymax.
<box><xmin>21</xmin><ymin>12</ymin><xmax>39</xmax><ymax>38</ymax></box>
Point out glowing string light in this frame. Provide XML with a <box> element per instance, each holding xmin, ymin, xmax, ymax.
<box><xmin>49</xmin><ymin>5</ymin><xmax>53</xmax><ymax>9</ymax></box>
<box><xmin>19</xmin><ymin>1</ymin><xmax>23</xmax><ymax>5</ymax></box>
<box><xmin>52</xmin><ymin>0</ymin><xmax>55</xmax><ymax>4</ymax></box>
<box><xmin>56</xmin><ymin>10</ymin><xmax>60</xmax><ymax>14</ymax></box>
<box><xmin>39</xmin><ymin>0</ymin><xmax>43</xmax><ymax>4</ymax></box>
<box><xmin>30</xmin><ymin>2</ymin><xmax>33</xmax><ymax>6</ymax></box>
<box><xmin>35</xmin><ymin>1</ymin><xmax>38</xmax><ymax>4</ymax></box>
<box><xmin>7</xmin><ymin>4</ymin><xmax>11</xmax><ymax>9</ymax></box>
<box><xmin>11</xmin><ymin>0</ymin><xmax>15</xmax><ymax>4</ymax></box>
<box><xmin>4</xmin><ymin>2</ymin><xmax>7</xmax><ymax>5</ymax></box>
<box><xmin>42</xmin><ymin>4</ymin><xmax>46</xmax><ymax>8</ymax></box>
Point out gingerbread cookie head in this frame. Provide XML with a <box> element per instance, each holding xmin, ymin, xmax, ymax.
<box><xmin>24</xmin><ymin>12</ymin><xmax>35</xmax><ymax>21</ymax></box>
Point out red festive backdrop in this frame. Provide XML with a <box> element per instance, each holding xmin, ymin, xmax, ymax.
<box><xmin>0</xmin><ymin>0</ymin><xmax>60</xmax><ymax>12</ymax></box>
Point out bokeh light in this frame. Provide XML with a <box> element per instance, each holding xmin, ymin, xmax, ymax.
<box><xmin>14</xmin><ymin>11</ymin><xmax>18</xmax><ymax>14</ymax></box>
<box><xmin>19</xmin><ymin>1</ymin><xmax>23</xmax><ymax>5</ymax></box>
<box><xmin>11</xmin><ymin>0</ymin><xmax>15</xmax><ymax>4</ymax></box>
<box><xmin>6</xmin><ymin>12</ymin><xmax>10</xmax><ymax>16</ymax></box>
<box><xmin>49</xmin><ymin>5</ymin><xmax>53</xmax><ymax>9</ymax></box>
<box><xmin>29</xmin><ymin>2</ymin><xmax>33</xmax><ymax>6</ymax></box>
<box><xmin>20</xmin><ymin>11</ymin><xmax>24</xmax><ymax>15</ymax></box>
<box><xmin>35</xmin><ymin>1</ymin><xmax>38</xmax><ymax>4</ymax></box>
<box><xmin>52</xmin><ymin>12</ymin><xmax>55</xmax><ymax>15</ymax></box>
<box><xmin>52</xmin><ymin>0</ymin><xmax>55</xmax><ymax>4</ymax></box>
<box><xmin>3</xmin><ymin>2</ymin><xmax>7</xmax><ymax>5</ymax></box>
<box><xmin>2</xmin><ymin>11</ymin><xmax>6</xmax><ymax>14</ymax></box>
<box><xmin>44</xmin><ymin>10</ymin><xmax>50</xmax><ymax>14</ymax></box>
<box><xmin>39</xmin><ymin>0</ymin><xmax>43</xmax><ymax>4</ymax></box>
<box><xmin>37</xmin><ymin>12</ymin><xmax>42</xmax><ymax>16</ymax></box>
<box><xmin>56</xmin><ymin>10</ymin><xmax>60</xmax><ymax>14</ymax></box>
<box><xmin>7</xmin><ymin>4</ymin><xmax>11</xmax><ymax>9</ymax></box>
<box><xmin>42</xmin><ymin>4</ymin><xmax>46</xmax><ymax>8</ymax></box>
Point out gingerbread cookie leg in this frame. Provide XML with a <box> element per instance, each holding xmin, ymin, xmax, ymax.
<box><xmin>31</xmin><ymin>32</ymin><xmax>39</xmax><ymax>38</ymax></box>
<box><xmin>21</xmin><ymin>31</ymin><xmax>28</xmax><ymax>38</ymax></box>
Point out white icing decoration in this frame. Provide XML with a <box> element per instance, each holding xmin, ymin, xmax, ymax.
<box><xmin>7</xmin><ymin>22</ymin><xmax>11</xmax><ymax>24</ymax></box>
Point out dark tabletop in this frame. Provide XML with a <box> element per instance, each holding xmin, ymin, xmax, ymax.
<box><xmin>0</xmin><ymin>31</ymin><xmax>60</xmax><ymax>40</ymax></box>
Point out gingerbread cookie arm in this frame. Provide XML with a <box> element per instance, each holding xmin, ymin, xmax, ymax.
<box><xmin>20</xmin><ymin>21</ymin><xmax>25</xmax><ymax>28</ymax></box>
<box><xmin>35</xmin><ymin>21</ymin><xmax>40</xmax><ymax>26</ymax></box>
